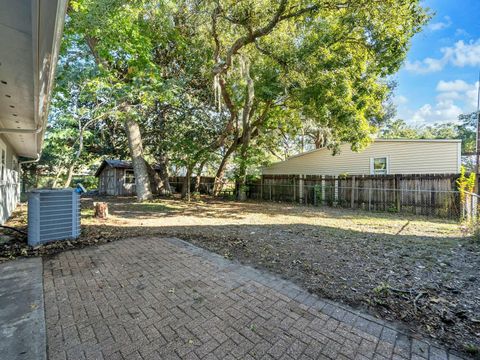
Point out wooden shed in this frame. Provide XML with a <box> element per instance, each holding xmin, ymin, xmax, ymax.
<box><xmin>95</xmin><ymin>160</ymin><xmax>161</xmax><ymax>196</ymax></box>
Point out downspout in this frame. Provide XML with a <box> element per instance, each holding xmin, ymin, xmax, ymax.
<box><xmin>19</xmin><ymin>154</ymin><xmax>41</xmax><ymax>194</ymax></box>
<box><xmin>19</xmin><ymin>154</ymin><xmax>41</xmax><ymax>165</ymax></box>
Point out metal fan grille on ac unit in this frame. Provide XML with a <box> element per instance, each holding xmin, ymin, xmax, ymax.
<box><xmin>28</xmin><ymin>189</ymin><xmax>80</xmax><ymax>246</ymax></box>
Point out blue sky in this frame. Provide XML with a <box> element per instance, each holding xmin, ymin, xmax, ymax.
<box><xmin>395</xmin><ymin>0</ymin><xmax>480</xmax><ymax>125</ymax></box>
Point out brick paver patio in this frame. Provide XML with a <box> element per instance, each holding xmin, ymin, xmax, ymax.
<box><xmin>44</xmin><ymin>237</ymin><xmax>466</xmax><ymax>360</ymax></box>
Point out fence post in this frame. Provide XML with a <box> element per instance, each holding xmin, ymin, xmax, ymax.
<box><xmin>351</xmin><ymin>176</ymin><xmax>356</xmax><ymax>209</ymax></box>
<box><xmin>395</xmin><ymin>175</ymin><xmax>401</xmax><ymax>212</ymax></box>
<box><xmin>368</xmin><ymin>188</ymin><xmax>372</xmax><ymax>211</ymax></box>
<box><xmin>299</xmin><ymin>175</ymin><xmax>304</xmax><ymax>204</ymax></box>
<box><xmin>269</xmin><ymin>183</ymin><xmax>272</xmax><ymax>201</ymax></box>
<box><xmin>260</xmin><ymin>177</ymin><xmax>263</xmax><ymax>200</ymax></box>
<box><xmin>293</xmin><ymin>176</ymin><xmax>296</xmax><ymax>202</ymax></box>
<box><xmin>334</xmin><ymin>176</ymin><xmax>338</xmax><ymax>205</ymax></box>
<box><xmin>475</xmin><ymin>194</ymin><xmax>478</xmax><ymax>220</ymax></box>
<box><xmin>471</xmin><ymin>193</ymin><xmax>474</xmax><ymax>221</ymax></box>
<box><xmin>321</xmin><ymin>175</ymin><xmax>325</xmax><ymax>205</ymax></box>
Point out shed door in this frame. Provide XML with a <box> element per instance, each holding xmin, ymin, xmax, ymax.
<box><xmin>106</xmin><ymin>169</ymin><xmax>115</xmax><ymax>195</ymax></box>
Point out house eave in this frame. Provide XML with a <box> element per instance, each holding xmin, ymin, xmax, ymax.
<box><xmin>0</xmin><ymin>0</ymin><xmax>68</xmax><ymax>159</ymax></box>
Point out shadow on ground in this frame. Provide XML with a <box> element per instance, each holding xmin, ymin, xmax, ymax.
<box><xmin>2</xmin><ymin>197</ymin><xmax>479</xmax><ymax>357</ymax></box>
<box><xmin>73</xmin><ymin>221</ymin><xmax>480</xmax><ymax>358</ymax></box>
<box><xmin>83</xmin><ymin>196</ymin><xmax>459</xmax><ymax>225</ymax></box>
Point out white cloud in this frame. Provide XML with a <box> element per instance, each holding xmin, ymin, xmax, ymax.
<box><xmin>437</xmin><ymin>80</ymin><xmax>479</xmax><ymax>110</ymax></box>
<box><xmin>465</xmin><ymin>85</ymin><xmax>480</xmax><ymax>109</ymax></box>
<box><xmin>429</xmin><ymin>16</ymin><xmax>452</xmax><ymax>31</ymax></box>
<box><xmin>411</xmin><ymin>100</ymin><xmax>463</xmax><ymax>123</ymax></box>
<box><xmin>393</xmin><ymin>95</ymin><xmax>408</xmax><ymax>105</ymax></box>
<box><xmin>446</xmin><ymin>40</ymin><xmax>480</xmax><ymax>67</ymax></box>
<box><xmin>405</xmin><ymin>39</ymin><xmax>480</xmax><ymax>74</ymax></box>
<box><xmin>436</xmin><ymin>80</ymin><xmax>471</xmax><ymax>92</ymax></box>
<box><xmin>436</xmin><ymin>91</ymin><xmax>460</xmax><ymax>101</ymax></box>
<box><xmin>455</xmin><ymin>28</ymin><xmax>470</xmax><ymax>37</ymax></box>
<box><xmin>404</xmin><ymin>80</ymin><xmax>479</xmax><ymax>124</ymax></box>
<box><xmin>404</xmin><ymin>58</ymin><xmax>446</xmax><ymax>74</ymax></box>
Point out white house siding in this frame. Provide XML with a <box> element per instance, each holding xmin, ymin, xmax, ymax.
<box><xmin>0</xmin><ymin>136</ymin><xmax>20</xmax><ymax>225</ymax></box>
<box><xmin>263</xmin><ymin>139</ymin><xmax>461</xmax><ymax>176</ymax></box>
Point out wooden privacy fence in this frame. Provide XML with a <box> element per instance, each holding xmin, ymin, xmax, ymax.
<box><xmin>463</xmin><ymin>191</ymin><xmax>479</xmax><ymax>221</ymax></box>
<box><xmin>247</xmin><ymin>174</ymin><xmax>462</xmax><ymax>219</ymax></box>
<box><xmin>168</xmin><ymin>176</ymin><xmax>216</xmax><ymax>194</ymax></box>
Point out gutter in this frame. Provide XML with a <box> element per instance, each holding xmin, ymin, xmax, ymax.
<box><xmin>33</xmin><ymin>0</ymin><xmax>69</xmax><ymax>156</ymax></box>
<box><xmin>0</xmin><ymin>126</ymin><xmax>43</xmax><ymax>134</ymax></box>
<box><xmin>19</xmin><ymin>154</ymin><xmax>41</xmax><ymax>165</ymax></box>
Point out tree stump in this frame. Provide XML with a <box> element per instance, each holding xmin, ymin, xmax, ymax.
<box><xmin>94</xmin><ymin>202</ymin><xmax>109</xmax><ymax>219</ymax></box>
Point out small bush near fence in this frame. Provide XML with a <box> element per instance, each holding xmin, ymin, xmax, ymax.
<box><xmin>247</xmin><ymin>174</ymin><xmax>462</xmax><ymax>219</ymax></box>
<box><xmin>462</xmin><ymin>192</ymin><xmax>480</xmax><ymax>241</ymax></box>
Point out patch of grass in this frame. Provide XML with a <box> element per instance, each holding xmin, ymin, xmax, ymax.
<box><xmin>129</xmin><ymin>202</ymin><xmax>174</xmax><ymax>212</ymax></box>
<box><xmin>373</xmin><ymin>282</ymin><xmax>391</xmax><ymax>296</ymax></box>
<box><xmin>82</xmin><ymin>208</ymin><xmax>94</xmax><ymax>218</ymax></box>
<box><xmin>465</xmin><ymin>344</ymin><xmax>479</xmax><ymax>356</ymax></box>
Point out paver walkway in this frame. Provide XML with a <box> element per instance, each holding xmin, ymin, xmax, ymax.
<box><xmin>0</xmin><ymin>258</ymin><xmax>46</xmax><ymax>360</ymax></box>
<box><xmin>44</xmin><ymin>237</ymin><xmax>466</xmax><ymax>360</ymax></box>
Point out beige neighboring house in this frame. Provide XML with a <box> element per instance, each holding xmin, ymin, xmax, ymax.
<box><xmin>0</xmin><ymin>0</ymin><xmax>68</xmax><ymax>224</ymax></box>
<box><xmin>262</xmin><ymin>139</ymin><xmax>462</xmax><ymax>176</ymax></box>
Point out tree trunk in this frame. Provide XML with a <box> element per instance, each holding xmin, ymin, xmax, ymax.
<box><xmin>52</xmin><ymin>166</ymin><xmax>63</xmax><ymax>188</ymax></box>
<box><xmin>194</xmin><ymin>160</ymin><xmax>207</xmax><ymax>193</ymax></box>
<box><xmin>94</xmin><ymin>202</ymin><xmax>109</xmax><ymax>219</ymax></box>
<box><xmin>64</xmin><ymin>120</ymin><xmax>85</xmax><ymax>188</ymax></box>
<box><xmin>237</xmin><ymin>58</ymin><xmax>255</xmax><ymax>201</ymax></box>
<box><xmin>301</xmin><ymin>128</ymin><xmax>305</xmax><ymax>153</ymax></box>
<box><xmin>213</xmin><ymin>142</ymin><xmax>237</xmax><ymax>196</ymax></box>
<box><xmin>146</xmin><ymin>160</ymin><xmax>172</xmax><ymax>196</ymax></box>
<box><xmin>156</xmin><ymin>153</ymin><xmax>172</xmax><ymax>195</ymax></box>
<box><xmin>237</xmin><ymin>132</ymin><xmax>251</xmax><ymax>201</ymax></box>
<box><xmin>64</xmin><ymin>117</ymin><xmax>95</xmax><ymax>188</ymax></box>
<box><xmin>64</xmin><ymin>165</ymin><xmax>75</xmax><ymax>188</ymax></box>
<box><xmin>146</xmin><ymin>163</ymin><xmax>161</xmax><ymax>195</ymax></box>
<box><xmin>125</xmin><ymin>118</ymin><xmax>153</xmax><ymax>201</ymax></box>
<box><xmin>181</xmin><ymin>166</ymin><xmax>194</xmax><ymax>199</ymax></box>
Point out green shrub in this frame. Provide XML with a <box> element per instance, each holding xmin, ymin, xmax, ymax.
<box><xmin>456</xmin><ymin>165</ymin><xmax>475</xmax><ymax>206</ymax></box>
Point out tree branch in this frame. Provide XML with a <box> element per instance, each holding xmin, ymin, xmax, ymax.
<box><xmin>212</xmin><ymin>0</ymin><xmax>289</xmax><ymax>76</ymax></box>
<box><xmin>254</xmin><ymin>40</ymin><xmax>289</xmax><ymax>71</ymax></box>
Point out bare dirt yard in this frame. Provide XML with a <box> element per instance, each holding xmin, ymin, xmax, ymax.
<box><xmin>2</xmin><ymin>196</ymin><xmax>480</xmax><ymax>357</ymax></box>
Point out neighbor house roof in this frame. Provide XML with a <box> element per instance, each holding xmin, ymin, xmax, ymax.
<box><xmin>94</xmin><ymin>159</ymin><xmax>162</xmax><ymax>177</ymax></box>
<box><xmin>0</xmin><ymin>0</ymin><xmax>68</xmax><ymax>158</ymax></box>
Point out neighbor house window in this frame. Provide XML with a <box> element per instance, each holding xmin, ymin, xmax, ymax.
<box><xmin>125</xmin><ymin>170</ymin><xmax>135</xmax><ymax>184</ymax></box>
<box><xmin>371</xmin><ymin>157</ymin><xmax>388</xmax><ymax>175</ymax></box>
